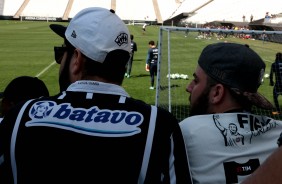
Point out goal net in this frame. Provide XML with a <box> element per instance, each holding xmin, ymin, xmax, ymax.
<box><xmin>155</xmin><ymin>26</ymin><xmax>282</xmax><ymax>122</ymax></box>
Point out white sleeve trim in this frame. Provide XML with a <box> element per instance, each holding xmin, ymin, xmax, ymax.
<box><xmin>138</xmin><ymin>105</ymin><xmax>157</xmax><ymax>184</ymax></box>
<box><xmin>11</xmin><ymin>99</ymin><xmax>33</xmax><ymax>184</ymax></box>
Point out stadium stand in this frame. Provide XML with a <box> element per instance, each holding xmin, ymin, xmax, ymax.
<box><xmin>184</xmin><ymin>0</ymin><xmax>282</xmax><ymax>25</ymax></box>
<box><xmin>115</xmin><ymin>0</ymin><xmax>157</xmax><ymax>23</ymax></box>
<box><xmin>156</xmin><ymin>0</ymin><xmax>181</xmax><ymax>23</ymax></box>
<box><xmin>69</xmin><ymin>0</ymin><xmax>111</xmax><ymax>19</ymax></box>
<box><xmin>1</xmin><ymin>0</ymin><xmax>24</xmax><ymax>19</ymax></box>
<box><xmin>163</xmin><ymin>0</ymin><xmax>213</xmax><ymax>26</ymax></box>
<box><xmin>62</xmin><ymin>0</ymin><xmax>73</xmax><ymax>21</ymax></box>
<box><xmin>18</xmin><ymin>0</ymin><xmax>69</xmax><ymax>20</ymax></box>
<box><xmin>0</xmin><ymin>0</ymin><xmax>281</xmax><ymax>30</ymax></box>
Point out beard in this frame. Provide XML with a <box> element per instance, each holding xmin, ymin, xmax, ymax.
<box><xmin>59</xmin><ymin>54</ymin><xmax>72</xmax><ymax>92</ymax></box>
<box><xmin>189</xmin><ymin>86</ymin><xmax>210</xmax><ymax>116</ymax></box>
<box><xmin>59</xmin><ymin>68</ymin><xmax>71</xmax><ymax>92</ymax></box>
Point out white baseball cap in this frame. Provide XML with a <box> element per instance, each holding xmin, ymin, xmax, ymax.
<box><xmin>51</xmin><ymin>7</ymin><xmax>131</xmax><ymax>63</ymax></box>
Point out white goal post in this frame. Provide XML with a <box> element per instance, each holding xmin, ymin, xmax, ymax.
<box><xmin>155</xmin><ymin>26</ymin><xmax>282</xmax><ymax>122</ymax></box>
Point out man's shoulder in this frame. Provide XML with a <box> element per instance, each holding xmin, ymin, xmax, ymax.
<box><xmin>180</xmin><ymin>114</ymin><xmax>213</xmax><ymax>125</ymax></box>
<box><xmin>180</xmin><ymin>112</ymin><xmax>282</xmax><ymax>128</ymax></box>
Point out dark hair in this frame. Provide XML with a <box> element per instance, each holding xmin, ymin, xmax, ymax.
<box><xmin>1</xmin><ymin>76</ymin><xmax>49</xmax><ymax>117</ymax></box>
<box><xmin>130</xmin><ymin>34</ymin><xmax>134</xmax><ymax>40</ymax></box>
<box><xmin>58</xmin><ymin>39</ymin><xmax>76</xmax><ymax>92</ymax></box>
<box><xmin>206</xmin><ymin>75</ymin><xmax>252</xmax><ymax>111</ymax></box>
<box><xmin>276</xmin><ymin>52</ymin><xmax>282</xmax><ymax>61</ymax></box>
<box><xmin>206</xmin><ymin>75</ymin><xmax>218</xmax><ymax>87</ymax></box>
<box><xmin>228</xmin><ymin>88</ymin><xmax>252</xmax><ymax>111</ymax></box>
<box><xmin>83</xmin><ymin>50</ymin><xmax>130</xmax><ymax>85</ymax></box>
<box><xmin>149</xmin><ymin>40</ymin><xmax>155</xmax><ymax>45</ymax></box>
<box><xmin>3</xmin><ymin>76</ymin><xmax>49</xmax><ymax>104</ymax></box>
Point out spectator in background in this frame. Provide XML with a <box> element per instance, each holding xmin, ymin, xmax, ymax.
<box><xmin>142</xmin><ymin>23</ymin><xmax>147</xmax><ymax>35</ymax></box>
<box><xmin>265</xmin><ymin>12</ymin><xmax>271</xmax><ymax>18</ymax></box>
<box><xmin>185</xmin><ymin>23</ymin><xmax>189</xmax><ymax>37</ymax></box>
<box><xmin>270</xmin><ymin>52</ymin><xmax>282</xmax><ymax>115</ymax></box>
<box><xmin>0</xmin><ymin>76</ymin><xmax>49</xmax><ymax>120</ymax></box>
<box><xmin>125</xmin><ymin>34</ymin><xmax>137</xmax><ymax>78</ymax></box>
<box><xmin>265</xmin><ymin>12</ymin><xmax>271</xmax><ymax>23</ymax></box>
<box><xmin>250</xmin><ymin>14</ymin><xmax>253</xmax><ymax>22</ymax></box>
<box><xmin>179</xmin><ymin>42</ymin><xmax>282</xmax><ymax>184</ymax></box>
<box><xmin>0</xmin><ymin>7</ymin><xmax>191</xmax><ymax>183</ymax></box>
<box><xmin>242</xmin><ymin>15</ymin><xmax>246</xmax><ymax>22</ymax></box>
<box><xmin>261</xmin><ymin>30</ymin><xmax>268</xmax><ymax>44</ymax></box>
<box><xmin>146</xmin><ymin>40</ymin><xmax>158</xmax><ymax>90</ymax></box>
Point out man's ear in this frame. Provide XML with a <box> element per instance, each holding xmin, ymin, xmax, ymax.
<box><xmin>210</xmin><ymin>83</ymin><xmax>225</xmax><ymax>104</ymax></box>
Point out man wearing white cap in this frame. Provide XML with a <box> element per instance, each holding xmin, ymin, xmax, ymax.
<box><xmin>0</xmin><ymin>7</ymin><xmax>191</xmax><ymax>184</ymax></box>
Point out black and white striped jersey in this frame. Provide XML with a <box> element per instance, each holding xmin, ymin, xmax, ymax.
<box><xmin>0</xmin><ymin>80</ymin><xmax>191</xmax><ymax>184</ymax></box>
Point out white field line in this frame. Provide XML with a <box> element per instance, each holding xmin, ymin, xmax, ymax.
<box><xmin>35</xmin><ymin>61</ymin><xmax>56</xmax><ymax>78</ymax></box>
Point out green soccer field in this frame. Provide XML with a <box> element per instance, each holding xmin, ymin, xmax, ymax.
<box><xmin>0</xmin><ymin>20</ymin><xmax>160</xmax><ymax>105</ymax></box>
<box><xmin>0</xmin><ymin>20</ymin><xmax>281</xmax><ymax>120</ymax></box>
<box><xmin>156</xmin><ymin>28</ymin><xmax>282</xmax><ymax>120</ymax></box>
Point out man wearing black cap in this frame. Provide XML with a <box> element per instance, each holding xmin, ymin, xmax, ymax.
<box><xmin>179</xmin><ymin>42</ymin><xmax>282</xmax><ymax>184</ymax></box>
<box><xmin>0</xmin><ymin>7</ymin><xmax>191</xmax><ymax>184</ymax></box>
<box><xmin>0</xmin><ymin>76</ymin><xmax>49</xmax><ymax>119</ymax></box>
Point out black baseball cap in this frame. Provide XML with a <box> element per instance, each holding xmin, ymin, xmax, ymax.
<box><xmin>49</xmin><ymin>24</ymin><xmax>66</xmax><ymax>38</ymax></box>
<box><xmin>198</xmin><ymin>42</ymin><xmax>274</xmax><ymax>110</ymax></box>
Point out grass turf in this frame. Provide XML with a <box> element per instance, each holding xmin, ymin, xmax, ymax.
<box><xmin>0</xmin><ymin>20</ymin><xmax>281</xmax><ymax>120</ymax></box>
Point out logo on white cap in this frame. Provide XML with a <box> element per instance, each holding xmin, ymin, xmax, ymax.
<box><xmin>115</xmin><ymin>33</ymin><xmax>128</xmax><ymax>46</ymax></box>
<box><xmin>71</xmin><ymin>31</ymin><xmax>77</xmax><ymax>38</ymax></box>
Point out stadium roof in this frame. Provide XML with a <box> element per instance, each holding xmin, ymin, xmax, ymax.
<box><xmin>1</xmin><ymin>0</ymin><xmax>281</xmax><ymax>25</ymax></box>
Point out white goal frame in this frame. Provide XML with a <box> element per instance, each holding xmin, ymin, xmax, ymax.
<box><xmin>155</xmin><ymin>26</ymin><xmax>282</xmax><ymax>121</ymax></box>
